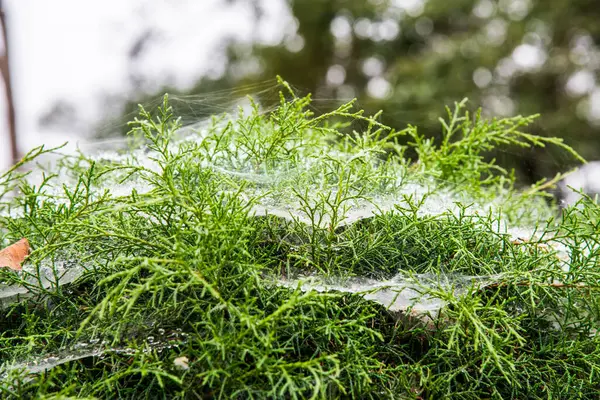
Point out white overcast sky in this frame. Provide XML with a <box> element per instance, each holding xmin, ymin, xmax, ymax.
<box><xmin>0</xmin><ymin>0</ymin><xmax>292</xmax><ymax>169</ymax></box>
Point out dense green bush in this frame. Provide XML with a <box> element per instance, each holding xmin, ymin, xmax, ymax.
<box><xmin>0</xmin><ymin>81</ymin><xmax>598</xmax><ymax>399</ymax></box>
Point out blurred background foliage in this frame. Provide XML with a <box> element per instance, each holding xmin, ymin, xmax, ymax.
<box><xmin>118</xmin><ymin>0</ymin><xmax>600</xmax><ymax>185</ymax></box>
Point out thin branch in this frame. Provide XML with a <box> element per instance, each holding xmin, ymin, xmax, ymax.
<box><xmin>0</xmin><ymin>3</ymin><xmax>18</xmax><ymax>163</ymax></box>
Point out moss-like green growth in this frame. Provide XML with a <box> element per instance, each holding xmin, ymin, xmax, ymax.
<box><xmin>0</xmin><ymin>79</ymin><xmax>598</xmax><ymax>399</ymax></box>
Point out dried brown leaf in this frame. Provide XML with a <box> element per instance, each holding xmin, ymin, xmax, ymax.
<box><xmin>0</xmin><ymin>238</ymin><xmax>30</xmax><ymax>271</ymax></box>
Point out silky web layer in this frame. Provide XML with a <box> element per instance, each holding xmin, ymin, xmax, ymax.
<box><xmin>0</xmin><ymin>89</ymin><xmax>569</xmax><ymax>304</ymax></box>
<box><xmin>0</xmin><ymin>85</ymin><xmax>584</xmax><ymax>378</ymax></box>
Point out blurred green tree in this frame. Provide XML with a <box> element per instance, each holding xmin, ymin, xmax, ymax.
<box><xmin>126</xmin><ymin>0</ymin><xmax>600</xmax><ymax>184</ymax></box>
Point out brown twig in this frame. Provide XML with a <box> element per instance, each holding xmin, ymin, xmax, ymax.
<box><xmin>487</xmin><ymin>281</ymin><xmax>599</xmax><ymax>290</ymax></box>
<box><xmin>0</xmin><ymin>3</ymin><xmax>18</xmax><ymax>163</ymax></box>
